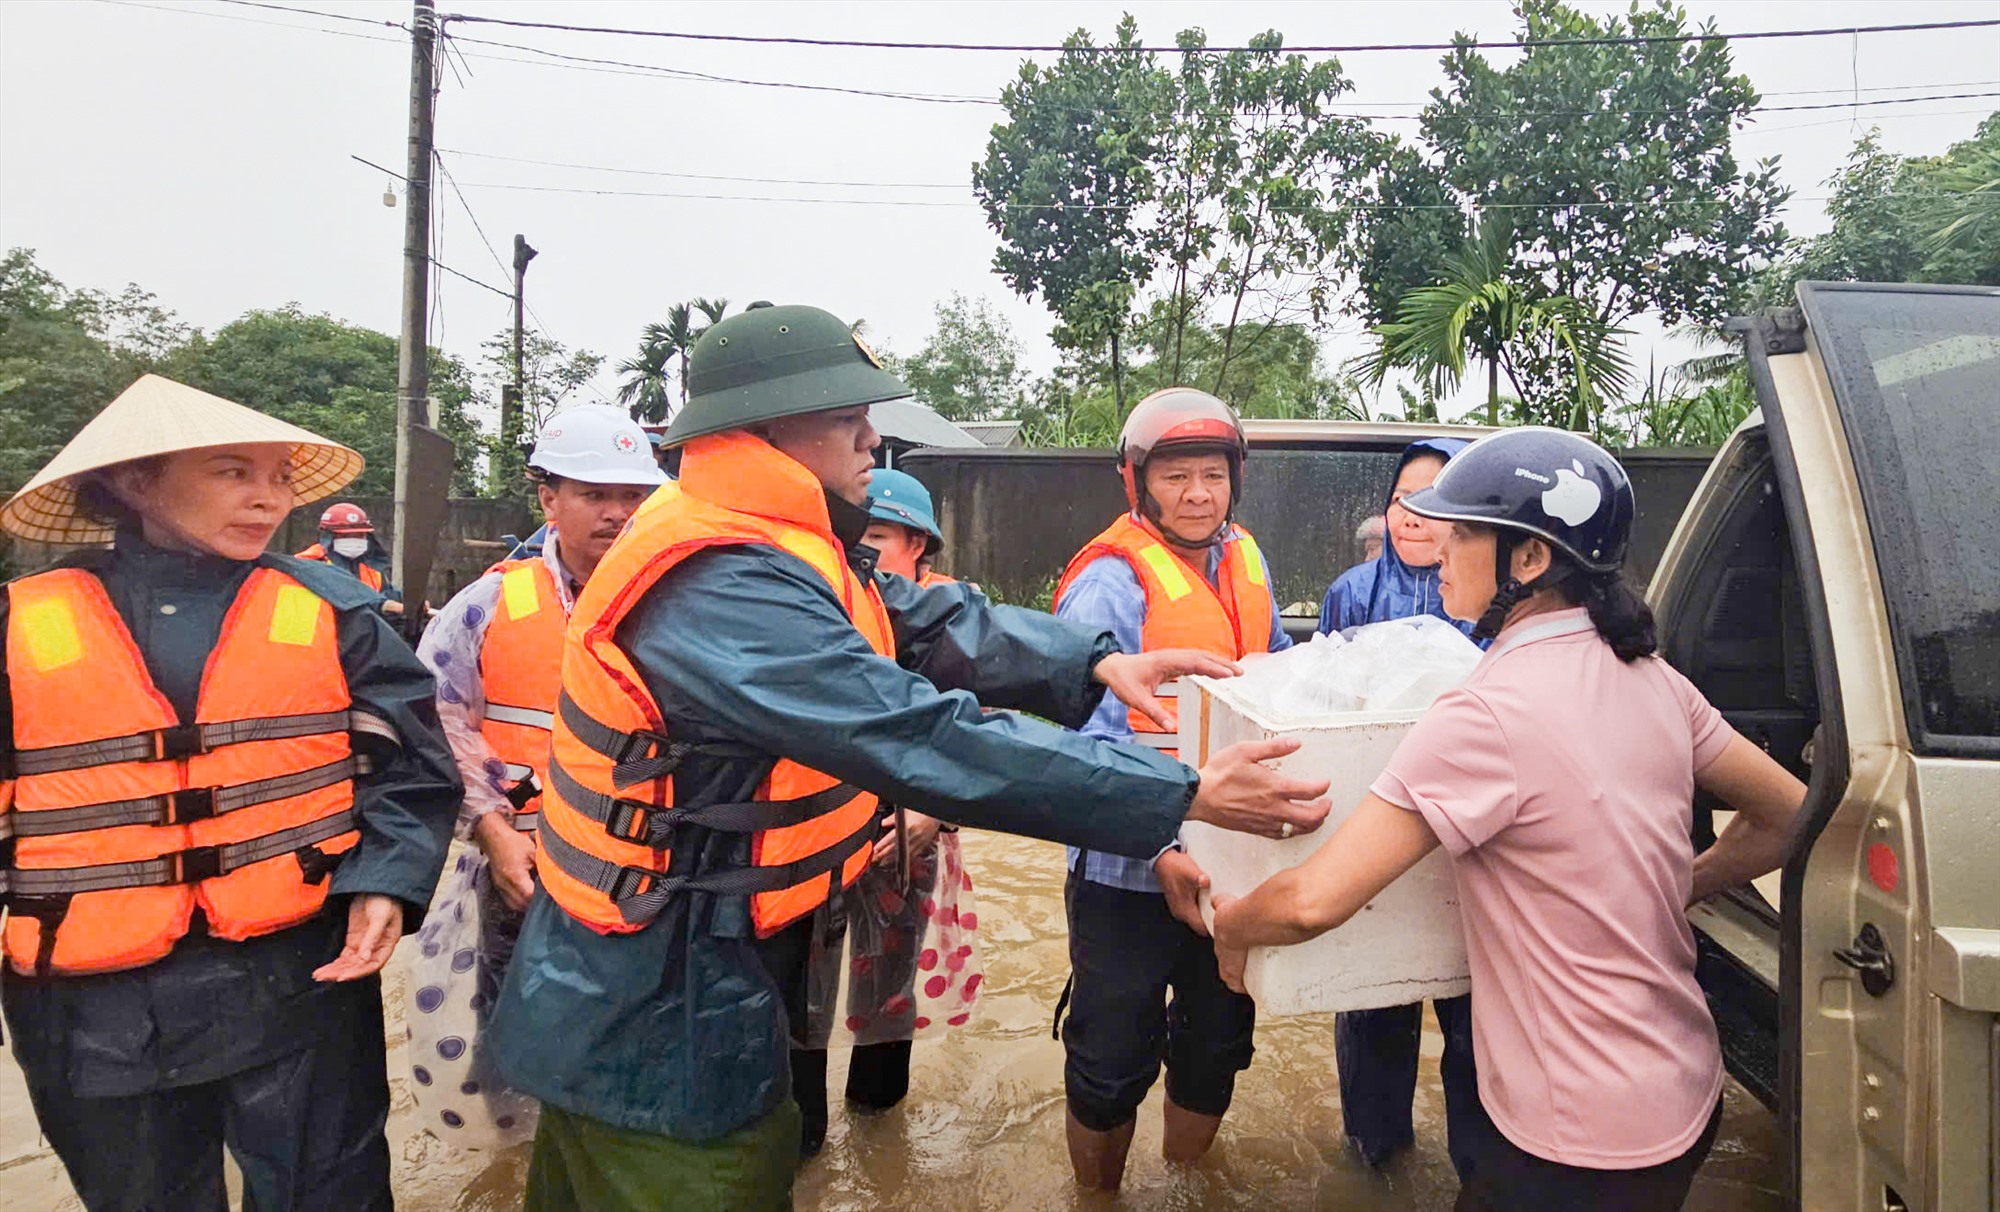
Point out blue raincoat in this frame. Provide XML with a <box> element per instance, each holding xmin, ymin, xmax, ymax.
<box><xmin>1317</xmin><ymin>438</ymin><xmax>1476</xmax><ymax>639</ymax></box>
<box><xmin>1315</xmin><ymin>436</ymin><xmax>1482</xmax><ymax>1174</ymax></box>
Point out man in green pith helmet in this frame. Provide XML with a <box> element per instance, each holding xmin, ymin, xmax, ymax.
<box><xmin>485</xmin><ymin>302</ymin><xmax>1331</xmax><ymax>1211</ymax></box>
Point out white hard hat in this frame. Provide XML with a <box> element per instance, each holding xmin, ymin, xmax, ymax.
<box><xmin>528</xmin><ymin>405</ymin><xmax>668</xmax><ymax>486</ymax></box>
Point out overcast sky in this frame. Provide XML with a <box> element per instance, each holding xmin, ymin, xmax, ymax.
<box><xmin>3</xmin><ymin>0</ymin><xmax>1995</xmax><ymax>420</ymax></box>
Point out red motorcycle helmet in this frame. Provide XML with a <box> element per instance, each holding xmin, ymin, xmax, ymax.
<box><xmin>318</xmin><ymin>502</ymin><xmax>373</xmax><ymax>534</ymax></box>
<box><xmin>1116</xmin><ymin>387</ymin><xmax>1248</xmax><ymax>521</ymax></box>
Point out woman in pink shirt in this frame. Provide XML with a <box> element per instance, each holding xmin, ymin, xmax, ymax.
<box><xmin>1212</xmin><ymin>428</ymin><xmax>1806</xmax><ymax>1212</ymax></box>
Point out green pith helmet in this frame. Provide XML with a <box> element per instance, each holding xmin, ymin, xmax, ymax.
<box><xmin>662</xmin><ymin>302</ymin><xmax>911</xmax><ymax>447</ymax></box>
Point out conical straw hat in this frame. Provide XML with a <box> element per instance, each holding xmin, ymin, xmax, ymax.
<box><xmin>1</xmin><ymin>374</ymin><xmax>365</xmax><ymax>545</ymax></box>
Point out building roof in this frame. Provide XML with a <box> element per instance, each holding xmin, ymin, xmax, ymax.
<box><xmin>958</xmin><ymin>420</ymin><xmax>1025</xmax><ymax>448</ymax></box>
<box><xmin>870</xmin><ymin>397</ymin><xmax>984</xmax><ymax>449</ymax></box>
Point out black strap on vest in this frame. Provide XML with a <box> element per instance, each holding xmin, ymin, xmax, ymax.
<box><xmin>8</xmin><ymin>755</ymin><xmax>372</xmax><ymax>838</ymax></box>
<box><xmin>545</xmin><ymin>760</ymin><xmax>858</xmax><ymax>849</ymax></box>
<box><xmin>5</xmin><ymin>809</ymin><xmax>360</xmax><ymax>898</ymax></box>
<box><xmin>13</xmin><ymin>710</ymin><xmax>360</xmax><ymax>778</ymax></box>
<box><xmin>537</xmin><ymin>813</ymin><xmax>874</xmax><ymax>928</ymax></box>
<box><xmin>557</xmin><ymin>692</ymin><xmax>759</xmax><ymax>789</ymax></box>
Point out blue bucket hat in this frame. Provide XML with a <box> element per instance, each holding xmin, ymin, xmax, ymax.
<box><xmin>865</xmin><ymin>468</ymin><xmax>941</xmax><ymax>552</ymax></box>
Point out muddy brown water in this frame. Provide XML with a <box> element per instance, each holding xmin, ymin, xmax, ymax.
<box><xmin>0</xmin><ymin>833</ymin><xmax>1781</xmax><ymax>1210</ymax></box>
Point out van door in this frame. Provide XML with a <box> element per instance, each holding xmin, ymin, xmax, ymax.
<box><xmin>1785</xmin><ymin>284</ymin><xmax>2000</xmax><ymax>1212</ymax></box>
<box><xmin>1663</xmin><ymin>284</ymin><xmax>2000</xmax><ymax>1211</ymax></box>
<box><xmin>1649</xmin><ymin>413</ymin><xmax>1809</xmax><ymax>1113</ymax></box>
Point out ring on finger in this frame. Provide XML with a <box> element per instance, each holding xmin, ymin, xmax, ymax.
<box><xmin>1279</xmin><ymin>821</ymin><xmax>1295</xmax><ymax>840</ymax></box>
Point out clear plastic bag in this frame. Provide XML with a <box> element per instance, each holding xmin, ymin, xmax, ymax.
<box><xmin>1228</xmin><ymin>616</ymin><xmax>1482</xmax><ymax>721</ymax></box>
<box><xmin>799</xmin><ymin>829</ymin><xmax>984</xmax><ymax>1049</ymax></box>
<box><xmin>404</xmin><ymin>847</ymin><xmax>539</xmax><ymax>1151</ymax></box>
<box><xmin>1339</xmin><ymin>616</ymin><xmax>1485</xmax><ymax>711</ymax></box>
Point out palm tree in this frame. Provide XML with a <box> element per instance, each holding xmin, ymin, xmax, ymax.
<box><xmin>691</xmin><ymin>297</ymin><xmax>730</xmax><ymax>327</ymax></box>
<box><xmin>1355</xmin><ymin>218</ymin><xmax>1631</xmax><ymax>431</ymax></box>
<box><xmin>616</xmin><ymin>305</ymin><xmax>696</xmax><ymax>422</ymax></box>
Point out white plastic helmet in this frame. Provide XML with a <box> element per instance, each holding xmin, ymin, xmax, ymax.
<box><xmin>527</xmin><ymin>405</ymin><xmax>668</xmax><ymax>486</ymax></box>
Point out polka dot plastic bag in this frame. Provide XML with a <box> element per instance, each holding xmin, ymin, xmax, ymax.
<box><xmin>799</xmin><ymin>829</ymin><xmax>984</xmax><ymax>1049</ymax></box>
<box><xmin>405</xmin><ymin>847</ymin><xmax>538</xmax><ymax>1150</ymax></box>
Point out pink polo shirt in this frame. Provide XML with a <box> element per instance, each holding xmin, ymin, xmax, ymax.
<box><xmin>1371</xmin><ymin>608</ymin><xmax>1733</xmax><ymax>1169</ymax></box>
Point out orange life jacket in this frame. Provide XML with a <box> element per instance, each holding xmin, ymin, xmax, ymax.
<box><xmin>1053</xmin><ymin>514</ymin><xmax>1274</xmax><ymax>756</ymax></box>
<box><xmin>478</xmin><ymin>557</ymin><xmax>565</xmax><ymax>829</ymax></box>
<box><xmin>538</xmin><ymin>432</ymin><xmax>894</xmax><ymax>939</ymax></box>
<box><xmin>297</xmin><ymin>543</ymin><xmax>385</xmax><ymax>593</ymax></box>
<box><xmin>2</xmin><ymin>566</ymin><xmax>372</xmax><ymax>977</ymax></box>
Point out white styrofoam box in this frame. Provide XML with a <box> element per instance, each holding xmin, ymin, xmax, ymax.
<box><xmin>1180</xmin><ymin>674</ymin><xmax>1470</xmax><ymax>1017</ymax></box>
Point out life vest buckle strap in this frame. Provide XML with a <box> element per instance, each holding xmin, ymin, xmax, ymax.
<box><xmin>170</xmin><ymin>787</ymin><xmax>218</xmax><ymax>825</ymax></box>
<box><xmin>171</xmin><ymin>845</ymin><xmax>224</xmax><ymax>884</ymax></box>
<box><xmin>602</xmin><ymin>797</ymin><xmax>663</xmax><ymax>847</ymax></box>
<box><xmin>504</xmin><ymin>772</ymin><xmax>542</xmax><ymax>812</ymax></box>
<box><xmin>510</xmin><ymin>810</ymin><xmax>539</xmax><ymax>832</ymax></box>
<box><xmin>154</xmin><ymin>723</ymin><xmax>208</xmax><ymax>762</ymax></box>
<box><xmin>607</xmin><ymin>863</ymin><xmax>659</xmax><ymax>904</ymax></box>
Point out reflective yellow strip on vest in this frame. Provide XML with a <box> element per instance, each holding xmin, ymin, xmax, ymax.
<box><xmin>485</xmin><ymin>703</ymin><xmax>556</xmax><ymax>730</ymax></box>
<box><xmin>1137</xmin><ymin>544</ymin><xmax>1194</xmax><ymax>601</ymax></box>
<box><xmin>501</xmin><ymin>566</ymin><xmax>542</xmax><ymax>621</ymax></box>
<box><xmin>18</xmin><ymin>598</ymin><xmax>84</xmax><ymax>672</ymax></box>
<box><xmin>1236</xmin><ymin>534</ymin><xmax>1268</xmax><ymax>587</ymax></box>
<box><xmin>268</xmin><ymin>584</ymin><xmax>321</xmax><ymax>647</ymax></box>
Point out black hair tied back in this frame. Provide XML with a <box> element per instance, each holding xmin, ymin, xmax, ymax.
<box><xmin>1566</xmin><ymin>570</ymin><xmax>1657</xmax><ymax>662</ymax></box>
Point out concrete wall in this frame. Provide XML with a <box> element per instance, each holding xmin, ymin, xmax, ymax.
<box><xmin>900</xmin><ymin>444</ymin><xmax>1716</xmax><ymax>609</ymax></box>
<box><xmin>1</xmin><ymin>495</ymin><xmax>539</xmax><ymax>604</ymax></box>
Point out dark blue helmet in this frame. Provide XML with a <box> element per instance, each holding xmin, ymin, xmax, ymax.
<box><xmin>1399</xmin><ymin>427</ymin><xmax>1634</xmax><ymax>574</ymax></box>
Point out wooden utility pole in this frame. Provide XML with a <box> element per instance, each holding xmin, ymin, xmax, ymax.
<box><xmin>502</xmin><ymin>233</ymin><xmax>538</xmax><ymax>478</ymax></box>
<box><xmin>392</xmin><ymin>0</ymin><xmax>436</xmax><ymax>593</ymax></box>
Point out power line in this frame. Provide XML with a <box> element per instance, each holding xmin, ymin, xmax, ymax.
<box><xmin>442</xmin><ymin>31</ymin><xmax>994</xmax><ymax>104</ymax></box>
<box><xmin>435</xmin><ymin>260</ymin><xmax>512</xmax><ymax>299</ymax></box>
<box><xmin>434</xmin><ymin>27</ymin><xmax>2000</xmax><ymax>119</ymax></box>
<box><xmin>438</xmin><ymin>147</ymin><xmax>966</xmax><ymax>190</ymax></box>
<box><xmin>433</xmin><ymin>158</ymin><xmax>618</xmax><ymax>406</ymax></box>
<box><xmin>435</xmin><ymin>12</ymin><xmax>2000</xmax><ymax>55</ymax></box>
<box><xmin>441</xmin><ymin>83</ymin><xmax>1999</xmax><ymax>191</ymax></box>
<box><xmin>91</xmin><ymin>0</ymin><xmax>403</xmax><ymax>42</ymax></box>
<box><xmin>435</xmin><ymin>157</ymin><xmax>516</xmax><ymax>285</ymax></box>
<box><xmin>447</xmin><ymin>182</ymin><xmax>1989</xmax><ymax>213</ymax></box>
<box><xmin>212</xmin><ymin>0</ymin><xmax>402</xmax><ymax>29</ymax></box>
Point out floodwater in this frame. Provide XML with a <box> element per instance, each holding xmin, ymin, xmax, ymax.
<box><xmin>0</xmin><ymin>833</ymin><xmax>1782</xmax><ymax>1210</ymax></box>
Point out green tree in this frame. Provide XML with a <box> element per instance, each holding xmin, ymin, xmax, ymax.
<box><xmin>1773</xmin><ymin>116</ymin><xmax>2000</xmax><ymax>295</ymax></box>
<box><xmin>0</xmin><ymin>249</ymin><xmax>183</xmax><ymax>504</ymax></box>
<box><xmin>1011</xmin><ymin>312</ymin><xmax>1361</xmax><ymax>448</ymax></box>
<box><xmin>484</xmin><ymin>328</ymin><xmax>605</xmax><ymax>497</ymax></box>
<box><xmin>168</xmin><ymin>306</ymin><xmax>485</xmax><ymax>497</ymax></box>
<box><xmin>974</xmin><ymin>14</ymin><xmax>1168</xmax><ymax>417</ymax></box>
<box><xmin>1148</xmin><ymin>29</ymin><xmax>1376</xmax><ymax>397</ymax></box>
<box><xmin>1415</xmin><ymin>0</ymin><xmax>1789</xmax><ymax>336</ymax></box>
<box><xmin>616</xmin><ymin>312</ymin><xmax>687</xmax><ymax>423</ymax></box>
<box><xmin>1355</xmin><ymin>219</ymin><xmax>1633</xmax><ymax>433</ymax></box>
<box><xmin>889</xmin><ymin>294</ymin><xmax>1027</xmax><ymax>421</ymax></box>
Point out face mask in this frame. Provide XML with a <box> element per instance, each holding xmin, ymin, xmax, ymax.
<box><xmin>331</xmin><ymin>536</ymin><xmax>370</xmax><ymax>559</ymax></box>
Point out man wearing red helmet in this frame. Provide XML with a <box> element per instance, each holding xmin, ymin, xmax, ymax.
<box><xmin>297</xmin><ymin>503</ymin><xmax>404</xmax><ymax>616</ymax></box>
<box><xmin>1050</xmin><ymin>387</ymin><xmax>1292</xmax><ymax>1190</ymax></box>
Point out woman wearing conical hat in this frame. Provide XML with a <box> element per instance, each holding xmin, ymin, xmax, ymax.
<box><xmin>0</xmin><ymin>375</ymin><xmax>459</xmax><ymax>1210</ymax></box>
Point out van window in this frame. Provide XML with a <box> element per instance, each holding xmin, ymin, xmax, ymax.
<box><xmin>1800</xmin><ymin>285</ymin><xmax>2000</xmax><ymax>753</ymax></box>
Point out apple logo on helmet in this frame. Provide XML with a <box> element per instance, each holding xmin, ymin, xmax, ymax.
<box><xmin>1541</xmin><ymin>459</ymin><xmax>1602</xmax><ymax>526</ymax></box>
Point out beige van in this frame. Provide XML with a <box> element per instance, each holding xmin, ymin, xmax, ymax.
<box><xmin>1653</xmin><ymin>282</ymin><xmax>1999</xmax><ymax>1212</ymax></box>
